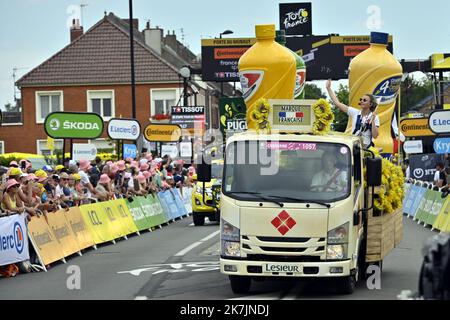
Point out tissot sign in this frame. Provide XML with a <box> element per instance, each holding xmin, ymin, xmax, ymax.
<box><xmin>171</xmin><ymin>106</ymin><xmax>205</xmax><ymax>130</ymax></box>
<box><xmin>107</xmin><ymin>118</ymin><xmax>141</xmax><ymax>140</ymax></box>
<box><xmin>44</xmin><ymin>112</ymin><xmax>104</xmax><ymax>139</ymax></box>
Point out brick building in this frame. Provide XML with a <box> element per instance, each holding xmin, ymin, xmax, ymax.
<box><xmin>0</xmin><ymin>13</ymin><xmax>227</xmax><ymax>154</ymax></box>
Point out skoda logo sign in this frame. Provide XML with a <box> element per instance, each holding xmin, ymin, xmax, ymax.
<box><xmin>413</xmin><ymin>168</ymin><xmax>424</xmax><ymax>179</ymax></box>
<box><xmin>49</xmin><ymin>119</ymin><xmax>60</xmax><ymax>131</ymax></box>
<box><xmin>13</xmin><ymin>222</ymin><xmax>25</xmax><ymax>254</ymax></box>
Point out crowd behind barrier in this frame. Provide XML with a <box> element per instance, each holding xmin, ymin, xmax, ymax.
<box><xmin>0</xmin><ymin>154</ymin><xmax>195</xmax><ymax>277</ymax></box>
<box><xmin>403</xmin><ymin>179</ymin><xmax>450</xmax><ymax>232</ymax></box>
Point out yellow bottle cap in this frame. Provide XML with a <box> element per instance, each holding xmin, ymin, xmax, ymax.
<box><xmin>255</xmin><ymin>24</ymin><xmax>275</xmax><ymax>40</ymax></box>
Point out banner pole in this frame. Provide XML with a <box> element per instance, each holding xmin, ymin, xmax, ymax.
<box><xmin>62</xmin><ymin>139</ymin><xmax>66</xmax><ymax>166</ymax></box>
<box><xmin>69</xmin><ymin>139</ymin><xmax>73</xmax><ymax>161</ymax></box>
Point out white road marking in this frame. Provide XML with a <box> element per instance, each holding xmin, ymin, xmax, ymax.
<box><xmin>135</xmin><ymin>296</ymin><xmax>148</xmax><ymax>300</ymax></box>
<box><xmin>174</xmin><ymin>242</ymin><xmax>202</xmax><ymax>256</ymax></box>
<box><xmin>174</xmin><ymin>230</ymin><xmax>220</xmax><ymax>257</ymax></box>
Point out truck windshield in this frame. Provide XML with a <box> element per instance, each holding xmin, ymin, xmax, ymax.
<box><xmin>223</xmin><ymin>141</ymin><xmax>351</xmax><ymax>203</ymax></box>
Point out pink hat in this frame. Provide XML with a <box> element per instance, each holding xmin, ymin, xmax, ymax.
<box><xmin>106</xmin><ymin>161</ymin><xmax>113</xmax><ymax>166</ymax></box>
<box><xmin>146</xmin><ymin>154</ymin><xmax>153</xmax><ymax>161</ymax></box>
<box><xmin>99</xmin><ymin>174</ymin><xmax>111</xmax><ymax>185</ymax></box>
<box><xmin>140</xmin><ymin>163</ymin><xmax>149</xmax><ymax>171</ymax></box>
<box><xmin>130</xmin><ymin>161</ymin><xmax>139</xmax><ymax>169</ymax></box>
<box><xmin>9</xmin><ymin>161</ymin><xmax>19</xmax><ymax>167</ymax></box>
<box><xmin>137</xmin><ymin>173</ymin><xmax>146</xmax><ymax>183</ymax></box>
<box><xmin>117</xmin><ymin>160</ymin><xmax>125</xmax><ymax>165</ymax></box>
<box><xmin>79</xmin><ymin>159</ymin><xmax>92</xmax><ymax>171</ymax></box>
<box><xmin>143</xmin><ymin>171</ymin><xmax>152</xmax><ymax>179</ymax></box>
<box><xmin>110</xmin><ymin>164</ymin><xmax>118</xmax><ymax>174</ymax></box>
<box><xmin>117</xmin><ymin>162</ymin><xmax>126</xmax><ymax>171</ymax></box>
<box><xmin>5</xmin><ymin>179</ymin><xmax>20</xmax><ymax>191</ymax></box>
<box><xmin>26</xmin><ymin>173</ymin><xmax>37</xmax><ymax>181</ymax></box>
<box><xmin>125</xmin><ymin>157</ymin><xmax>133</xmax><ymax>163</ymax></box>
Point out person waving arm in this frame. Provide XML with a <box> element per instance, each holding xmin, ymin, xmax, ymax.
<box><xmin>326</xmin><ymin>79</ymin><xmax>349</xmax><ymax>114</ymax></box>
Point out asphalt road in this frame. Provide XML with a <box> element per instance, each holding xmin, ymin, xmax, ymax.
<box><xmin>0</xmin><ymin>215</ymin><xmax>436</xmax><ymax>300</ymax></box>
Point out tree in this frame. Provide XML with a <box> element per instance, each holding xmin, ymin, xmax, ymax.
<box><xmin>4</xmin><ymin>99</ymin><xmax>21</xmax><ymax>112</ymax></box>
<box><xmin>304</xmin><ymin>83</ymin><xmax>326</xmax><ymax>99</ymax></box>
<box><xmin>332</xmin><ymin>84</ymin><xmax>349</xmax><ymax>132</ymax></box>
<box><xmin>401</xmin><ymin>75</ymin><xmax>434</xmax><ymax>114</ymax></box>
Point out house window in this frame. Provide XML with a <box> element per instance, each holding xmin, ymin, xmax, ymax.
<box><xmin>0</xmin><ymin>141</ymin><xmax>4</xmax><ymax>154</ymax></box>
<box><xmin>87</xmin><ymin>90</ymin><xmax>115</xmax><ymax>120</ymax></box>
<box><xmin>150</xmin><ymin>89</ymin><xmax>178</xmax><ymax>116</ymax></box>
<box><xmin>36</xmin><ymin>91</ymin><xmax>63</xmax><ymax>123</ymax></box>
<box><xmin>36</xmin><ymin>139</ymin><xmax>63</xmax><ymax>156</ymax></box>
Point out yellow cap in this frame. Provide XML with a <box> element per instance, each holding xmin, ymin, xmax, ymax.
<box><xmin>255</xmin><ymin>24</ymin><xmax>275</xmax><ymax>40</ymax></box>
<box><xmin>55</xmin><ymin>165</ymin><xmax>65</xmax><ymax>171</ymax></box>
<box><xmin>72</xmin><ymin>173</ymin><xmax>81</xmax><ymax>181</ymax></box>
<box><xmin>35</xmin><ymin>169</ymin><xmax>48</xmax><ymax>179</ymax></box>
<box><xmin>9</xmin><ymin>167</ymin><xmax>22</xmax><ymax>177</ymax></box>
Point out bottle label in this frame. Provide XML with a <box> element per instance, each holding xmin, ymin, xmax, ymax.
<box><xmin>239</xmin><ymin>70</ymin><xmax>264</xmax><ymax>102</ymax></box>
<box><xmin>294</xmin><ymin>68</ymin><xmax>306</xmax><ymax>98</ymax></box>
<box><xmin>373</xmin><ymin>75</ymin><xmax>402</xmax><ymax>105</ymax></box>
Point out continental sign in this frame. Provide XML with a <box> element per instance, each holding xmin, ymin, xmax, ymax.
<box><xmin>400</xmin><ymin>118</ymin><xmax>435</xmax><ymax>137</ymax></box>
<box><xmin>144</xmin><ymin>123</ymin><xmax>182</xmax><ymax>142</ymax></box>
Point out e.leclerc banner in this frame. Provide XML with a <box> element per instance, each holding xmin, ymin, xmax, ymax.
<box><xmin>45</xmin><ymin>112</ymin><xmax>104</xmax><ymax>139</ymax></box>
<box><xmin>107</xmin><ymin>118</ymin><xmax>141</xmax><ymax>141</ymax></box>
<box><xmin>0</xmin><ymin>214</ymin><xmax>29</xmax><ymax>266</ymax></box>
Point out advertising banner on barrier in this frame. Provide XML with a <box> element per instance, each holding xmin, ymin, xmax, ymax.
<box><xmin>415</xmin><ymin>189</ymin><xmax>436</xmax><ymax>222</ymax></box>
<box><xmin>158</xmin><ymin>191</ymin><xmax>179</xmax><ymax>220</ymax></box>
<box><xmin>409</xmin><ymin>186</ymin><xmax>428</xmax><ymax>218</ymax></box>
<box><xmin>96</xmin><ymin>202</ymin><xmax>128</xmax><ymax>239</ymax></box>
<box><xmin>79</xmin><ymin>203</ymin><xmax>115</xmax><ymax>244</ymax></box>
<box><xmin>28</xmin><ymin>216</ymin><xmax>65</xmax><ymax>266</ymax></box>
<box><xmin>428</xmin><ymin>192</ymin><xmax>446</xmax><ymax>226</ymax></box>
<box><xmin>139</xmin><ymin>195</ymin><xmax>168</xmax><ymax>227</ymax></box>
<box><xmin>182</xmin><ymin>187</ymin><xmax>193</xmax><ymax>214</ymax></box>
<box><xmin>46</xmin><ymin>211</ymin><xmax>81</xmax><ymax>257</ymax></box>
<box><xmin>64</xmin><ymin>207</ymin><xmax>95</xmax><ymax>250</ymax></box>
<box><xmin>174</xmin><ymin>189</ymin><xmax>188</xmax><ymax>217</ymax></box>
<box><xmin>403</xmin><ymin>184</ymin><xmax>419</xmax><ymax>215</ymax></box>
<box><xmin>433</xmin><ymin>197</ymin><xmax>450</xmax><ymax>231</ymax></box>
<box><xmin>110</xmin><ymin>199</ymin><xmax>139</xmax><ymax>235</ymax></box>
<box><xmin>0</xmin><ymin>214</ymin><xmax>29</xmax><ymax>267</ymax></box>
<box><xmin>126</xmin><ymin>198</ymin><xmax>152</xmax><ymax>231</ymax></box>
<box><xmin>166</xmin><ymin>190</ymin><xmax>183</xmax><ymax>219</ymax></box>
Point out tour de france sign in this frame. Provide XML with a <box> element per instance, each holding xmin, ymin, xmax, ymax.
<box><xmin>44</xmin><ymin>112</ymin><xmax>104</xmax><ymax>139</ymax></box>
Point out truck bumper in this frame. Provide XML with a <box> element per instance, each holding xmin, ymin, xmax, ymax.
<box><xmin>220</xmin><ymin>258</ymin><xmax>353</xmax><ymax>278</ymax></box>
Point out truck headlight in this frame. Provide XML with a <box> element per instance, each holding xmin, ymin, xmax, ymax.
<box><xmin>196</xmin><ymin>186</ymin><xmax>212</xmax><ymax>197</ymax></box>
<box><xmin>221</xmin><ymin>219</ymin><xmax>240</xmax><ymax>257</ymax></box>
<box><xmin>327</xmin><ymin>244</ymin><xmax>348</xmax><ymax>260</ymax></box>
<box><xmin>327</xmin><ymin>222</ymin><xmax>349</xmax><ymax>244</ymax></box>
<box><xmin>327</xmin><ymin>222</ymin><xmax>349</xmax><ymax>260</ymax></box>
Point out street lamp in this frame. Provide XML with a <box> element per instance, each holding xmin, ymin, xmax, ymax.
<box><xmin>219</xmin><ymin>30</ymin><xmax>233</xmax><ymax>38</ymax></box>
<box><xmin>179</xmin><ymin>66</ymin><xmax>191</xmax><ymax>107</ymax></box>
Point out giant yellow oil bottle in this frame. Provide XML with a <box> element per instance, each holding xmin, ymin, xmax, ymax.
<box><xmin>238</xmin><ymin>24</ymin><xmax>296</xmax><ymax>130</ymax></box>
<box><xmin>347</xmin><ymin>31</ymin><xmax>402</xmax><ymax>154</ymax></box>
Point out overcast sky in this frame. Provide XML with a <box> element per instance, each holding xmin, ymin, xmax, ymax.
<box><xmin>0</xmin><ymin>0</ymin><xmax>449</xmax><ymax>108</ymax></box>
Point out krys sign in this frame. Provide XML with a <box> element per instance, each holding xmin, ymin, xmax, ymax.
<box><xmin>45</xmin><ymin>112</ymin><xmax>104</xmax><ymax>139</ymax></box>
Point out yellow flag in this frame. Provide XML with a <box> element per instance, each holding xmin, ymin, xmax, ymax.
<box><xmin>47</xmin><ymin>136</ymin><xmax>54</xmax><ymax>151</ymax></box>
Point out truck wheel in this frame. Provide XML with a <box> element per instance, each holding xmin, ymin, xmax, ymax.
<box><xmin>336</xmin><ymin>275</ymin><xmax>356</xmax><ymax>294</ymax></box>
<box><xmin>209</xmin><ymin>211</ymin><xmax>220</xmax><ymax>222</ymax></box>
<box><xmin>229</xmin><ymin>275</ymin><xmax>251</xmax><ymax>294</ymax></box>
<box><xmin>193</xmin><ymin>213</ymin><xmax>205</xmax><ymax>226</ymax></box>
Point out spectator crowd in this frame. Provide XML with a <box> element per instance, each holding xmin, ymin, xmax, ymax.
<box><xmin>0</xmin><ymin>153</ymin><xmax>197</xmax><ymax>277</ymax></box>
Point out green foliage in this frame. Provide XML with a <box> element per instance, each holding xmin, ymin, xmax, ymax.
<box><xmin>401</xmin><ymin>76</ymin><xmax>434</xmax><ymax>113</ymax></box>
<box><xmin>304</xmin><ymin>83</ymin><xmax>326</xmax><ymax>99</ymax></box>
<box><xmin>332</xmin><ymin>84</ymin><xmax>349</xmax><ymax>132</ymax></box>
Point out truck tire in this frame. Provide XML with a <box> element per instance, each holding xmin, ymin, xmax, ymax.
<box><xmin>229</xmin><ymin>275</ymin><xmax>251</xmax><ymax>294</ymax></box>
<box><xmin>336</xmin><ymin>275</ymin><xmax>356</xmax><ymax>294</ymax></box>
<box><xmin>192</xmin><ymin>213</ymin><xmax>205</xmax><ymax>226</ymax></box>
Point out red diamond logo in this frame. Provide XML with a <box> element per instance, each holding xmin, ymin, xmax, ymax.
<box><xmin>271</xmin><ymin>210</ymin><xmax>297</xmax><ymax>235</ymax></box>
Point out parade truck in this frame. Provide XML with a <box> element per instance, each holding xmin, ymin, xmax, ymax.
<box><xmin>196</xmin><ymin>99</ymin><xmax>403</xmax><ymax>295</ymax></box>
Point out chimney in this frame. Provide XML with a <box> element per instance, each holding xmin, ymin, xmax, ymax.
<box><xmin>164</xmin><ymin>30</ymin><xmax>178</xmax><ymax>52</ymax></box>
<box><xmin>70</xmin><ymin>19</ymin><xmax>83</xmax><ymax>42</ymax></box>
<box><xmin>123</xmin><ymin>18</ymin><xmax>139</xmax><ymax>30</ymax></box>
<box><xmin>143</xmin><ymin>20</ymin><xmax>163</xmax><ymax>55</ymax></box>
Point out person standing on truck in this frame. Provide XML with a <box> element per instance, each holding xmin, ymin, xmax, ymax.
<box><xmin>326</xmin><ymin>79</ymin><xmax>380</xmax><ymax>148</ymax></box>
<box><xmin>310</xmin><ymin>152</ymin><xmax>348</xmax><ymax>192</ymax></box>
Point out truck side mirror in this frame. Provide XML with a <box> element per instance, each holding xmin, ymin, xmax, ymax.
<box><xmin>197</xmin><ymin>161</ymin><xmax>212</xmax><ymax>182</ymax></box>
<box><xmin>366</xmin><ymin>157</ymin><xmax>382</xmax><ymax>186</ymax></box>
